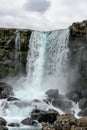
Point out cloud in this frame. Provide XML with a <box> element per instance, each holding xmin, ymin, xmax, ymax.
<box><xmin>24</xmin><ymin>0</ymin><xmax>51</xmax><ymax>13</ymax></box>
<box><xmin>0</xmin><ymin>0</ymin><xmax>87</xmax><ymax>30</ymax></box>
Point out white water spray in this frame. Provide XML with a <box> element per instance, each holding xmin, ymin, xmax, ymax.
<box><xmin>0</xmin><ymin>29</ymin><xmax>80</xmax><ymax>129</ymax></box>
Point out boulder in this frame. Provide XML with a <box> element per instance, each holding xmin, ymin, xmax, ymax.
<box><xmin>7</xmin><ymin>97</ymin><xmax>19</xmax><ymax>101</ymax></box>
<box><xmin>66</xmin><ymin>90</ymin><xmax>81</xmax><ymax>103</ymax></box>
<box><xmin>31</xmin><ymin>109</ymin><xmax>59</xmax><ymax>123</ymax></box>
<box><xmin>81</xmin><ymin>89</ymin><xmax>87</xmax><ymax>98</ymax></box>
<box><xmin>76</xmin><ymin>117</ymin><xmax>87</xmax><ymax>127</ymax></box>
<box><xmin>21</xmin><ymin>118</ymin><xmax>38</xmax><ymax>126</ymax></box>
<box><xmin>45</xmin><ymin>89</ymin><xmax>59</xmax><ymax>99</ymax></box>
<box><xmin>52</xmin><ymin>99</ymin><xmax>73</xmax><ymax>111</ymax></box>
<box><xmin>0</xmin><ymin>82</ymin><xmax>14</xmax><ymax>99</ymax></box>
<box><xmin>54</xmin><ymin>114</ymin><xmax>76</xmax><ymax>130</ymax></box>
<box><xmin>0</xmin><ymin>117</ymin><xmax>7</xmax><ymax>126</ymax></box>
<box><xmin>38</xmin><ymin>110</ymin><xmax>59</xmax><ymax>123</ymax></box>
<box><xmin>8</xmin><ymin>123</ymin><xmax>20</xmax><ymax>127</ymax></box>
<box><xmin>78</xmin><ymin>98</ymin><xmax>87</xmax><ymax>109</ymax></box>
<box><xmin>78</xmin><ymin>108</ymin><xmax>87</xmax><ymax>117</ymax></box>
<box><xmin>0</xmin><ymin>126</ymin><xmax>8</xmax><ymax>130</ymax></box>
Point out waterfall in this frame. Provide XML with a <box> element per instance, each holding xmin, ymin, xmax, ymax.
<box><xmin>15</xmin><ymin>30</ymin><xmax>21</xmax><ymax>51</ymax></box>
<box><xmin>43</xmin><ymin>29</ymin><xmax>70</xmax><ymax>93</ymax></box>
<box><xmin>27</xmin><ymin>31</ymin><xmax>47</xmax><ymax>88</ymax></box>
<box><xmin>25</xmin><ymin>29</ymin><xmax>70</xmax><ymax>95</ymax></box>
<box><xmin>0</xmin><ymin>29</ymin><xmax>73</xmax><ymax>129</ymax></box>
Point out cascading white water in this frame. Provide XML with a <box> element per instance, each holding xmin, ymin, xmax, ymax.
<box><xmin>0</xmin><ymin>29</ymin><xmax>79</xmax><ymax>130</ymax></box>
<box><xmin>43</xmin><ymin>29</ymin><xmax>70</xmax><ymax>93</ymax></box>
<box><xmin>15</xmin><ymin>30</ymin><xmax>21</xmax><ymax>51</ymax></box>
<box><xmin>27</xmin><ymin>31</ymin><xmax>47</xmax><ymax>88</ymax></box>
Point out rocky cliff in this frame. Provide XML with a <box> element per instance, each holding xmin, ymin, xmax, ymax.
<box><xmin>0</xmin><ymin>20</ymin><xmax>87</xmax><ymax>91</ymax></box>
<box><xmin>0</xmin><ymin>28</ymin><xmax>31</xmax><ymax>78</ymax></box>
<box><xmin>69</xmin><ymin>20</ymin><xmax>87</xmax><ymax>90</ymax></box>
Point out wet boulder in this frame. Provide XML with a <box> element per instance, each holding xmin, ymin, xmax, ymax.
<box><xmin>78</xmin><ymin>98</ymin><xmax>87</xmax><ymax>109</ymax></box>
<box><xmin>81</xmin><ymin>89</ymin><xmax>87</xmax><ymax>98</ymax></box>
<box><xmin>0</xmin><ymin>117</ymin><xmax>7</xmax><ymax>126</ymax></box>
<box><xmin>8</xmin><ymin>123</ymin><xmax>20</xmax><ymax>127</ymax></box>
<box><xmin>7</xmin><ymin>97</ymin><xmax>19</xmax><ymax>101</ymax></box>
<box><xmin>0</xmin><ymin>82</ymin><xmax>14</xmax><ymax>99</ymax></box>
<box><xmin>21</xmin><ymin>118</ymin><xmax>38</xmax><ymax>126</ymax></box>
<box><xmin>76</xmin><ymin>117</ymin><xmax>87</xmax><ymax>127</ymax></box>
<box><xmin>54</xmin><ymin>114</ymin><xmax>76</xmax><ymax>130</ymax></box>
<box><xmin>31</xmin><ymin>109</ymin><xmax>59</xmax><ymax>123</ymax></box>
<box><xmin>52</xmin><ymin>99</ymin><xmax>73</xmax><ymax>111</ymax></box>
<box><xmin>0</xmin><ymin>126</ymin><xmax>8</xmax><ymax>130</ymax></box>
<box><xmin>31</xmin><ymin>109</ymin><xmax>44</xmax><ymax>120</ymax></box>
<box><xmin>78</xmin><ymin>108</ymin><xmax>87</xmax><ymax>117</ymax></box>
<box><xmin>45</xmin><ymin>89</ymin><xmax>59</xmax><ymax>99</ymax></box>
<box><xmin>66</xmin><ymin>90</ymin><xmax>81</xmax><ymax>103</ymax></box>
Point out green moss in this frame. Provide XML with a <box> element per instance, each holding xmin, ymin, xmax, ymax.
<box><xmin>17</xmin><ymin>51</ymin><xmax>27</xmax><ymax>56</ymax></box>
<box><xmin>9</xmin><ymin>67</ymin><xmax>14</xmax><ymax>73</ymax></box>
<box><xmin>0</xmin><ymin>48</ymin><xmax>8</xmax><ymax>53</ymax></box>
<box><xmin>73</xmin><ymin>48</ymin><xmax>77</xmax><ymax>53</ymax></box>
<box><xmin>0</xmin><ymin>65</ymin><xmax>8</xmax><ymax>73</ymax></box>
<box><xmin>2</xmin><ymin>56</ymin><xmax>8</xmax><ymax>61</ymax></box>
<box><xmin>80</xmin><ymin>76</ymin><xmax>86</xmax><ymax>85</ymax></box>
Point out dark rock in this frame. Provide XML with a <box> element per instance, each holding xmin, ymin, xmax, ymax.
<box><xmin>78</xmin><ymin>108</ymin><xmax>87</xmax><ymax>117</ymax></box>
<box><xmin>0</xmin><ymin>82</ymin><xmax>14</xmax><ymax>99</ymax></box>
<box><xmin>0</xmin><ymin>73</ymin><xmax>4</xmax><ymax>79</ymax></box>
<box><xmin>31</xmin><ymin>109</ymin><xmax>44</xmax><ymax>120</ymax></box>
<box><xmin>54</xmin><ymin>114</ymin><xmax>76</xmax><ymax>130</ymax></box>
<box><xmin>45</xmin><ymin>89</ymin><xmax>59</xmax><ymax>99</ymax></box>
<box><xmin>31</xmin><ymin>109</ymin><xmax>59</xmax><ymax>123</ymax></box>
<box><xmin>8</xmin><ymin>123</ymin><xmax>20</xmax><ymax>127</ymax></box>
<box><xmin>21</xmin><ymin>118</ymin><xmax>38</xmax><ymax>126</ymax></box>
<box><xmin>0</xmin><ymin>117</ymin><xmax>7</xmax><ymax>126</ymax></box>
<box><xmin>7</xmin><ymin>97</ymin><xmax>19</xmax><ymax>101</ymax></box>
<box><xmin>52</xmin><ymin>99</ymin><xmax>73</xmax><ymax>111</ymax></box>
<box><xmin>66</xmin><ymin>90</ymin><xmax>81</xmax><ymax>103</ymax></box>
<box><xmin>79</xmin><ymin>98</ymin><xmax>87</xmax><ymax>109</ymax></box>
<box><xmin>38</xmin><ymin>110</ymin><xmax>59</xmax><ymax>123</ymax></box>
<box><xmin>81</xmin><ymin>89</ymin><xmax>87</xmax><ymax>98</ymax></box>
<box><xmin>76</xmin><ymin>117</ymin><xmax>87</xmax><ymax>127</ymax></box>
<box><xmin>0</xmin><ymin>126</ymin><xmax>8</xmax><ymax>130</ymax></box>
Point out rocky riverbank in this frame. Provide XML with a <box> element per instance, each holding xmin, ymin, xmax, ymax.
<box><xmin>0</xmin><ymin>28</ymin><xmax>31</xmax><ymax>78</ymax></box>
<box><xmin>0</xmin><ymin>81</ymin><xmax>87</xmax><ymax>130</ymax></box>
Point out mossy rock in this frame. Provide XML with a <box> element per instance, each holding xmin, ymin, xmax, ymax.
<box><xmin>8</xmin><ymin>67</ymin><xmax>14</xmax><ymax>73</ymax></box>
<box><xmin>2</xmin><ymin>56</ymin><xmax>8</xmax><ymax>61</ymax></box>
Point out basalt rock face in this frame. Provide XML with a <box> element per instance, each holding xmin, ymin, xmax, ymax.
<box><xmin>0</xmin><ymin>28</ymin><xmax>31</xmax><ymax>78</ymax></box>
<box><xmin>69</xmin><ymin>20</ymin><xmax>87</xmax><ymax>90</ymax></box>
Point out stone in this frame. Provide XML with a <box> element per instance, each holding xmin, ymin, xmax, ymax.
<box><xmin>79</xmin><ymin>98</ymin><xmax>87</xmax><ymax>109</ymax></box>
<box><xmin>0</xmin><ymin>82</ymin><xmax>14</xmax><ymax>99</ymax></box>
<box><xmin>21</xmin><ymin>118</ymin><xmax>38</xmax><ymax>126</ymax></box>
<box><xmin>31</xmin><ymin>109</ymin><xmax>59</xmax><ymax>123</ymax></box>
<box><xmin>78</xmin><ymin>108</ymin><xmax>87</xmax><ymax>117</ymax></box>
<box><xmin>38</xmin><ymin>110</ymin><xmax>59</xmax><ymax>124</ymax></box>
<box><xmin>7</xmin><ymin>97</ymin><xmax>19</xmax><ymax>101</ymax></box>
<box><xmin>8</xmin><ymin>123</ymin><xmax>20</xmax><ymax>127</ymax></box>
<box><xmin>81</xmin><ymin>89</ymin><xmax>87</xmax><ymax>98</ymax></box>
<box><xmin>0</xmin><ymin>117</ymin><xmax>7</xmax><ymax>126</ymax></box>
<box><xmin>54</xmin><ymin>114</ymin><xmax>76</xmax><ymax>130</ymax></box>
<box><xmin>52</xmin><ymin>99</ymin><xmax>73</xmax><ymax>111</ymax></box>
<box><xmin>76</xmin><ymin>117</ymin><xmax>87</xmax><ymax>127</ymax></box>
<box><xmin>66</xmin><ymin>91</ymin><xmax>81</xmax><ymax>103</ymax></box>
<box><xmin>45</xmin><ymin>89</ymin><xmax>59</xmax><ymax>99</ymax></box>
<box><xmin>0</xmin><ymin>126</ymin><xmax>8</xmax><ymax>130</ymax></box>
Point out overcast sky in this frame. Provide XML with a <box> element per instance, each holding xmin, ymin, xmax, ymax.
<box><xmin>0</xmin><ymin>0</ymin><xmax>87</xmax><ymax>31</ymax></box>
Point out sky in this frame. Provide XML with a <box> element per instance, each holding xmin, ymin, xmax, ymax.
<box><xmin>0</xmin><ymin>0</ymin><xmax>87</xmax><ymax>31</ymax></box>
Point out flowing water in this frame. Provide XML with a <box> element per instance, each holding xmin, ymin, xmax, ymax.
<box><xmin>0</xmin><ymin>29</ymin><xmax>80</xmax><ymax>129</ymax></box>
